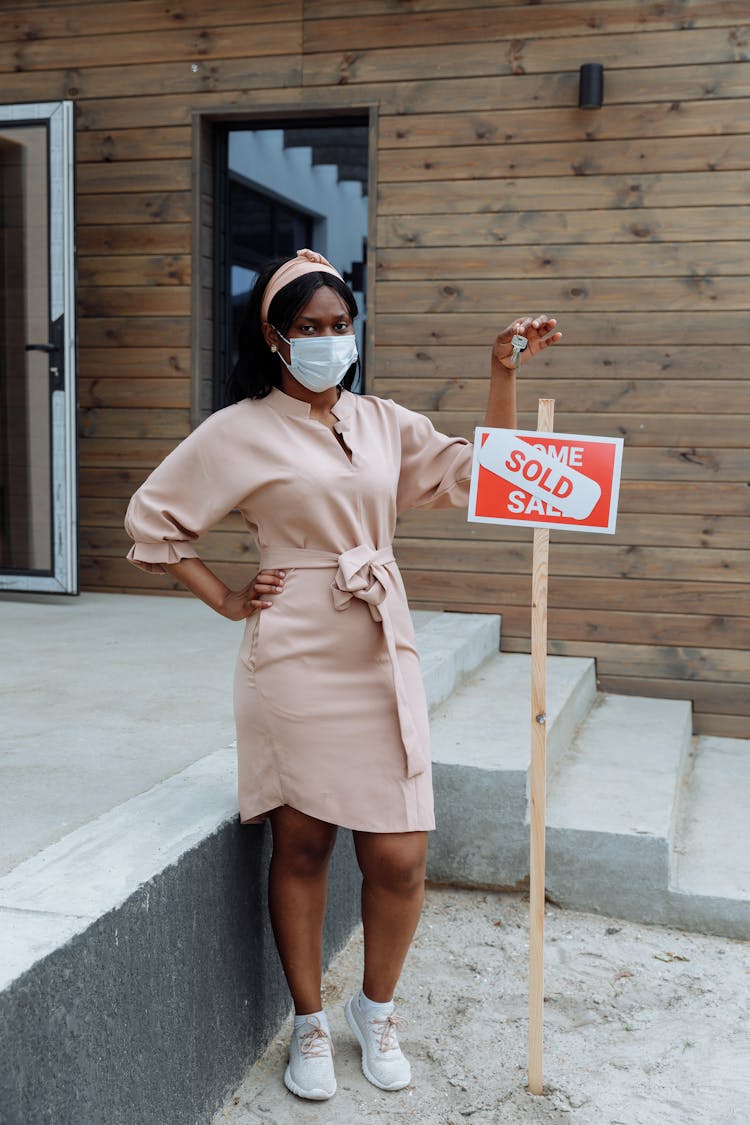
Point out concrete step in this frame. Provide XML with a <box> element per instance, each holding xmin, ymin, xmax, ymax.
<box><xmin>545</xmin><ymin>693</ymin><xmax>692</xmax><ymax>923</ymax></box>
<box><xmin>427</xmin><ymin>651</ymin><xmax>596</xmax><ymax>886</ymax></box>
<box><xmin>414</xmin><ymin>609</ymin><xmax>501</xmax><ymax>711</ymax></box>
<box><xmin>668</xmin><ymin>735</ymin><xmax>750</xmax><ymax>938</ymax></box>
<box><xmin>673</xmin><ymin>736</ymin><xmax>750</xmax><ymax>899</ymax></box>
<box><xmin>429</xmin><ymin>650</ymin><xmax>750</xmax><ymax>940</ymax></box>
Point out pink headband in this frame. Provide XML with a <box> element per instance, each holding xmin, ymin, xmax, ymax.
<box><xmin>261</xmin><ymin>248</ymin><xmax>344</xmax><ymax>323</ymax></box>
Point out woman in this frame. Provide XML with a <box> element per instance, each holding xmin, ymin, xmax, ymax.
<box><xmin>125</xmin><ymin>249</ymin><xmax>560</xmax><ymax>1102</ymax></box>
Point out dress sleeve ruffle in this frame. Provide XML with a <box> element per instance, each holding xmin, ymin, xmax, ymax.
<box><xmin>125</xmin><ymin>540</ymin><xmax>200</xmax><ymax>574</ymax></box>
<box><xmin>392</xmin><ymin>401</ymin><xmax>474</xmax><ymax>513</ymax></box>
<box><xmin>124</xmin><ymin>409</ymin><xmax>250</xmax><ymax>575</ymax></box>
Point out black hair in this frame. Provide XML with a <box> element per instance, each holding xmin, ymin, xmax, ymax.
<box><xmin>225</xmin><ymin>256</ymin><xmax>360</xmax><ymax>404</ymax></box>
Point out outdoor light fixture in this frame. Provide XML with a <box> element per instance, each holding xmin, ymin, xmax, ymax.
<box><xmin>578</xmin><ymin>63</ymin><xmax>604</xmax><ymax>109</ymax></box>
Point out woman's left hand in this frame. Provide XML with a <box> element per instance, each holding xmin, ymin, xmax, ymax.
<box><xmin>492</xmin><ymin>316</ymin><xmax>562</xmax><ymax>372</ymax></box>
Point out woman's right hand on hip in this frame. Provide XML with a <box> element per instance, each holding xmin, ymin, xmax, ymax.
<box><xmin>220</xmin><ymin>569</ymin><xmax>285</xmax><ymax>621</ymax></box>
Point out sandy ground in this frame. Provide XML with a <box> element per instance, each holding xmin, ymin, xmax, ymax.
<box><xmin>213</xmin><ymin>887</ymin><xmax>749</xmax><ymax>1125</ymax></box>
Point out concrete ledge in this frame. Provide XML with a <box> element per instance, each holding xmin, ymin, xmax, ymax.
<box><xmin>0</xmin><ymin>750</ymin><xmax>241</xmax><ymax>956</ymax></box>
<box><xmin>0</xmin><ymin>594</ymin><xmax>240</xmax><ymax>876</ymax></box>
<box><xmin>0</xmin><ymin>755</ymin><xmax>361</xmax><ymax>1125</ymax></box>
<box><xmin>0</xmin><ymin>603</ymin><xmax>505</xmax><ymax>1125</ymax></box>
<box><xmin>0</xmin><ymin>597</ymin><xmax>499</xmax><ymax>876</ymax></box>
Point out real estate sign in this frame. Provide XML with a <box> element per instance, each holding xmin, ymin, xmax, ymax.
<box><xmin>468</xmin><ymin>428</ymin><xmax>624</xmax><ymax>534</ymax></box>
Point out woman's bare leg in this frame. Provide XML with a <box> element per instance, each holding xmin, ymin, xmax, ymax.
<box><xmin>268</xmin><ymin>805</ymin><xmax>338</xmax><ymax>1014</ymax></box>
<box><xmin>353</xmin><ymin>830</ymin><xmax>428</xmax><ymax>1002</ymax></box>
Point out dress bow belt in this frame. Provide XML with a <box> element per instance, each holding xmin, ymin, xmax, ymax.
<box><xmin>259</xmin><ymin>545</ymin><xmax>426</xmax><ymax>779</ymax></box>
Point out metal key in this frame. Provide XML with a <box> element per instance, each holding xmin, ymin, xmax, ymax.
<box><xmin>511</xmin><ymin>333</ymin><xmax>528</xmax><ymax>365</ymax></box>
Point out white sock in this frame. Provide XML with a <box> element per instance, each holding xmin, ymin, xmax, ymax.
<box><xmin>358</xmin><ymin>989</ymin><xmax>394</xmax><ymax>1018</ymax></box>
<box><xmin>294</xmin><ymin>1009</ymin><xmax>330</xmax><ymax>1034</ymax></box>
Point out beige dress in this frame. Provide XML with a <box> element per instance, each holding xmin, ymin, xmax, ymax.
<box><xmin>125</xmin><ymin>387</ymin><xmax>473</xmax><ymax>832</ymax></box>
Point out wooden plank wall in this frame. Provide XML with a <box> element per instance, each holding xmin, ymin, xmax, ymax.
<box><xmin>1</xmin><ymin>0</ymin><xmax>748</xmax><ymax>736</ymax></box>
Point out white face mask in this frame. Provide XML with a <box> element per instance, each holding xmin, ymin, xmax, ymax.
<box><xmin>274</xmin><ymin>331</ymin><xmax>358</xmax><ymax>393</ymax></box>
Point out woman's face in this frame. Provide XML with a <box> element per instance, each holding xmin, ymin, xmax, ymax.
<box><xmin>276</xmin><ymin>285</ymin><xmax>355</xmax><ymax>352</ymax></box>
<box><xmin>265</xmin><ymin>285</ymin><xmax>356</xmax><ymax>397</ymax></box>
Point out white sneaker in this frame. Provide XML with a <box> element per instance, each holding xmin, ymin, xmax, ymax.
<box><xmin>345</xmin><ymin>995</ymin><xmax>411</xmax><ymax>1091</ymax></box>
<box><xmin>283</xmin><ymin>1016</ymin><xmax>336</xmax><ymax>1101</ymax></box>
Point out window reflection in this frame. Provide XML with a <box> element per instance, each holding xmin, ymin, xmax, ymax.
<box><xmin>0</xmin><ymin>123</ymin><xmax>52</xmax><ymax>573</ymax></box>
<box><xmin>215</xmin><ymin>121</ymin><xmax>369</xmax><ymax>407</ymax></box>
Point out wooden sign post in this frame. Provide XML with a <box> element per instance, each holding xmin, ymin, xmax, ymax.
<box><xmin>467</xmin><ymin>404</ymin><xmax>624</xmax><ymax>1097</ymax></box>
<box><xmin>527</xmin><ymin>397</ymin><xmax>554</xmax><ymax>1095</ymax></box>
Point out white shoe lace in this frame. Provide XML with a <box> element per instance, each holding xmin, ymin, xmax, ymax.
<box><xmin>369</xmin><ymin>1013</ymin><xmax>407</xmax><ymax>1054</ymax></box>
<box><xmin>298</xmin><ymin>1017</ymin><xmax>334</xmax><ymax>1059</ymax></box>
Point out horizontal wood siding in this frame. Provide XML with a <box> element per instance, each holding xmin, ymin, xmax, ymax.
<box><xmin>363</xmin><ymin>1</ymin><xmax>750</xmax><ymax>738</ymax></box>
<box><xmin>2</xmin><ymin>0</ymin><xmax>748</xmax><ymax>735</ymax></box>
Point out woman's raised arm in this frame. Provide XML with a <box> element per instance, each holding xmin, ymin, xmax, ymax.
<box><xmin>484</xmin><ymin>315</ymin><xmax>562</xmax><ymax>429</ymax></box>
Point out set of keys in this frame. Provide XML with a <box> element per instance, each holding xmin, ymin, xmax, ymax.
<box><xmin>509</xmin><ymin>325</ymin><xmax>559</xmax><ymax>371</ymax></box>
<box><xmin>510</xmin><ymin>333</ymin><xmax>529</xmax><ymax>367</ymax></box>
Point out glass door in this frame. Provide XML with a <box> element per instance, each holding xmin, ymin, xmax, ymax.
<box><xmin>0</xmin><ymin>101</ymin><xmax>76</xmax><ymax>593</ymax></box>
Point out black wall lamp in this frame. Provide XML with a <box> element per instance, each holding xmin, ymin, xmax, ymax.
<box><xmin>579</xmin><ymin>63</ymin><xmax>604</xmax><ymax>109</ymax></box>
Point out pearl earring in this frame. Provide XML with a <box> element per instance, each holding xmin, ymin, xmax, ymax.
<box><xmin>271</xmin><ymin>344</ymin><xmax>277</xmax><ymax>353</ymax></box>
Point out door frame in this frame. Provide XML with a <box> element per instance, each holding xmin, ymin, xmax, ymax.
<box><xmin>0</xmin><ymin>100</ymin><xmax>77</xmax><ymax>594</ymax></box>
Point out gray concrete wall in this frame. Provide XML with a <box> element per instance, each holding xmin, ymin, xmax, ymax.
<box><xmin>0</xmin><ymin>819</ymin><xmax>361</xmax><ymax>1125</ymax></box>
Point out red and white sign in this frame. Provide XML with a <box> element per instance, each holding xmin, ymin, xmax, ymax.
<box><xmin>468</xmin><ymin>428</ymin><xmax>623</xmax><ymax>533</ymax></box>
